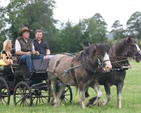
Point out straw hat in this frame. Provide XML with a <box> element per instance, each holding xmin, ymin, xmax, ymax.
<box><xmin>19</xmin><ymin>27</ymin><xmax>31</xmax><ymax>36</ymax></box>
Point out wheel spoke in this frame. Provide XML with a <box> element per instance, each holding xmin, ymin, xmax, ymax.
<box><xmin>0</xmin><ymin>77</ymin><xmax>10</xmax><ymax>105</ymax></box>
<box><xmin>14</xmin><ymin>82</ymin><xmax>31</xmax><ymax>107</ymax></box>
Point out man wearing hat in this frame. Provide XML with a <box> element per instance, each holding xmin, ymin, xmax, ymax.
<box><xmin>15</xmin><ymin>27</ymin><xmax>44</xmax><ymax>74</ymax></box>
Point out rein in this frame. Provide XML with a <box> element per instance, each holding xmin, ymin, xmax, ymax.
<box><xmin>110</xmin><ymin>56</ymin><xmax>129</xmax><ymax>63</ymax></box>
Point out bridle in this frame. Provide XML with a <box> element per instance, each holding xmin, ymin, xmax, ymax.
<box><xmin>110</xmin><ymin>43</ymin><xmax>140</xmax><ymax>69</ymax></box>
<box><xmin>83</xmin><ymin>52</ymin><xmax>110</xmax><ymax>74</ymax></box>
<box><xmin>97</xmin><ymin>55</ymin><xmax>110</xmax><ymax>69</ymax></box>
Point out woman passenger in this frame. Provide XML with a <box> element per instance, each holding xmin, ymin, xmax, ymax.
<box><xmin>0</xmin><ymin>39</ymin><xmax>14</xmax><ymax>74</ymax></box>
<box><xmin>1</xmin><ymin>39</ymin><xmax>13</xmax><ymax>65</ymax></box>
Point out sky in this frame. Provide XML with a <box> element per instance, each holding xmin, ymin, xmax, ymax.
<box><xmin>1</xmin><ymin>0</ymin><xmax>141</xmax><ymax>31</ymax></box>
<box><xmin>54</xmin><ymin>0</ymin><xmax>141</xmax><ymax>31</ymax></box>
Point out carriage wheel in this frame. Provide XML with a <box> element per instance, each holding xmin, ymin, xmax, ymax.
<box><xmin>13</xmin><ymin>81</ymin><xmax>32</xmax><ymax>107</ymax></box>
<box><xmin>0</xmin><ymin>76</ymin><xmax>10</xmax><ymax>105</ymax></box>
<box><xmin>48</xmin><ymin>83</ymin><xmax>73</xmax><ymax>104</ymax></box>
<box><xmin>31</xmin><ymin>83</ymin><xmax>50</xmax><ymax>106</ymax></box>
<box><xmin>60</xmin><ymin>85</ymin><xmax>73</xmax><ymax>103</ymax></box>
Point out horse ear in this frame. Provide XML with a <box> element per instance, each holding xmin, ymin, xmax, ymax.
<box><xmin>88</xmin><ymin>43</ymin><xmax>91</xmax><ymax>47</ymax></box>
<box><xmin>81</xmin><ymin>43</ymin><xmax>85</xmax><ymax>49</ymax></box>
<box><xmin>94</xmin><ymin>44</ymin><xmax>97</xmax><ymax>50</ymax></box>
<box><xmin>81</xmin><ymin>43</ymin><xmax>88</xmax><ymax>50</ymax></box>
<box><xmin>105</xmin><ymin>43</ymin><xmax>111</xmax><ymax>50</ymax></box>
<box><xmin>127</xmin><ymin>36</ymin><xmax>132</xmax><ymax>43</ymax></box>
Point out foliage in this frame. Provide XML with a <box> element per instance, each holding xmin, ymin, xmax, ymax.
<box><xmin>58</xmin><ymin>21</ymin><xmax>82</xmax><ymax>53</ymax></box>
<box><xmin>0</xmin><ymin>1</ymin><xmax>141</xmax><ymax>53</ymax></box>
<box><xmin>0</xmin><ymin>0</ymin><xmax>57</xmax><ymax>46</ymax></box>
<box><xmin>58</xmin><ymin>13</ymin><xmax>108</xmax><ymax>53</ymax></box>
<box><xmin>126</xmin><ymin>11</ymin><xmax>141</xmax><ymax>39</ymax></box>
<box><xmin>0</xmin><ymin>6</ymin><xmax>8</xmax><ymax>49</ymax></box>
<box><xmin>110</xmin><ymin>20</ymin><xmax>126</xmax><ymax>40</ymax></box>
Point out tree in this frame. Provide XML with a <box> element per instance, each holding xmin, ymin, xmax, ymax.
<box><xmin>0</xmin><ymin>6</ymin><xmax>8</xmax><ymax>50</ymax></box>
<box><xmin>126</xmin><ymin>11</ymin><xmax>141</xmax><ymax>39</ymax></box>
<box><xmin>92</xmin><ymin>13</ymin><xmax>108</xmax><ymax>42</ymax></box>
<box><xmin>60</xmin><ymin>21</ymin><xmax>81</xmax><ymax>53</ymax></box>
<box><xmin>1</xmin><ymin>0</ymin><xmax>57</xmax><ymax>43</ymax></box>
<box><xmin>78</xmin><ymin>13</ymin><xmax>108</xmax><ymax>44</ymax></box>
<box><xmin>110</xmin><ymin>20</ymin><xmax>125</xmax><ymax>40</ymax></box>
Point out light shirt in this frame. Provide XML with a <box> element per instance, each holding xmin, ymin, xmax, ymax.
<box><xmin>15</xmin><ymin>39</ymin><xmax>35</xmax><ymax>52</ymax></box>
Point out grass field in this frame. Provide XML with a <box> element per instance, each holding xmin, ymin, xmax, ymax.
<box><xmin>0</xmin><ymin>60</ymin><xmax>141</xmax><ymax>113</ymax></box>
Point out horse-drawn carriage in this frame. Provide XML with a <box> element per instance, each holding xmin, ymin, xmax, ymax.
<box><xmin>0</xmin><ymin>37</ymin><xmax>140</xmax><ymax>109</ymax></box>
<box><xmin>0</xmin><ymin>58</ymin><xmax>73</xmax><ymax>106</ymax></box>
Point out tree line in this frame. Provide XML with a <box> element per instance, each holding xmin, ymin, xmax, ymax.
<box><xmin>0</xmin><ymin>0</ymin><xmax>141</xmax><ymax>54</ymax></box>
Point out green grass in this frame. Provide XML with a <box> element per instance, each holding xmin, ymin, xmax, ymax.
<box><xmin>1</xmin><ymin>60</ymin><xmax>141</xmax><ymax>113</ymax></box>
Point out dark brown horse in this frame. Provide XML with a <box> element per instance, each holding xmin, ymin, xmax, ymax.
<box><xmin>86</xmin><ymin>37</ymin><xmax>141</xmax><ymax>108</ymax></box>
<box><xmin>47</xmin><ymin>43</ymin><xmax>112</xmax><ymax>108</ymax></box>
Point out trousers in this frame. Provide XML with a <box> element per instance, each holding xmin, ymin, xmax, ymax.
<box><xmin>19</xmin><ymin>54</ymin><xmax>44</xmax><ymax>72</ymax></box>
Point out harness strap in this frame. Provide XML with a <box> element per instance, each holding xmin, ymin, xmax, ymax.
<box><xmin>70</xmin><ymin>57</ymin><xmax>78</xmax><ymax>83</ymax></box>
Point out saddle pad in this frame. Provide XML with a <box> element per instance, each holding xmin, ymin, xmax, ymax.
<box><xmin>47</xmin><ymin>54</ymin><xmax>67</xmax><ymax>72</ymax></box>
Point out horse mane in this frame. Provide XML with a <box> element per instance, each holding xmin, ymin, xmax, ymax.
<box><xmin>109</xmin><ymin>38</ymin><xmax>127</xmax><ymax>57</ymax></box>
<box><xmin>75</xmin><ymin>43</ymin><xmax>109</xmax><ymax>63</ymax></box>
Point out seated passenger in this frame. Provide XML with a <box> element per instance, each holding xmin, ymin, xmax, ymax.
<box><xmin>0</xmin><ymin>39</ymin><xmax>14</xmax><ymax>73</ymax></box>
<box><xmin>33</xmin><ymin>29</ymin><xmax>53</xmax><ymax>59</ymax></box>
<box><xmin>0</xmin><ymin>39</ymin><xmax>13</xmax><ymax>66</ymax></box>
<box><xmin>15</xmin><ymin>27</ymin><xmax>44</xmax><ymax>74</ymax></box>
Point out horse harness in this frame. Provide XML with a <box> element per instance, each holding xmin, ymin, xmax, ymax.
<box><xmin>68</xmin><ymin>53</ymin><xmax>107</xmax><ymax>83</ymax></box>
<box><xmin>64</xmin><ymin>56</ymin><xmax>99</xmax><ymax>84</ymax></box>
<box><xmin>70</xmin><ymin>57</ymin><xmax>78</xmax><ymax>83</ymax></box>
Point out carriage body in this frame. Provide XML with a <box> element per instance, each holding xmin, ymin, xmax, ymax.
<box><xmin>0</xmin><ymin>58</ymin><xmax>72</xmax><ymax>106</ymax></box>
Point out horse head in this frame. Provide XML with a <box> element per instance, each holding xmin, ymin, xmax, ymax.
<box><xmin>124</xmin><ymin>37</ymin><xmax>141</xmax><ymax>62</ymax></box>
<box><xmin>109</xmin><ymin>37</ymin><xmax>141</xmax><ymax>69</ymax></box>
<box><xmin>83</xmin><ymin>43</ymin><xmax>112</xmax><ymax>73</ymax></box>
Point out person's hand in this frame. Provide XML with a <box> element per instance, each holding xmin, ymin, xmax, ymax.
<box><xmin>44</xmin><ymin>55</ymin><xmax>49</xmax><ymax>59</ymax></box>
<box><xmin>34</xmin><ymin>51</ymin><xmax>39</xmax><ymax>55</ymax></box>
<box><xmin>26</xmin><ymin>51</ymin><xmax>31</xmax><ymax>54</ymax></box>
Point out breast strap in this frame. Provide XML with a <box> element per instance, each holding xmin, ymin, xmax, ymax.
<box><xmin>70</xmin><ymin>57</ymin><xmax>78</xmax><ymax>83</ymax></box>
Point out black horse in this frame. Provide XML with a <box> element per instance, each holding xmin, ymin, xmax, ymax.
<box><xmin>86</xmin><ymin>37</ymin><xmax>141</xmax><ymax>108</ymax></box>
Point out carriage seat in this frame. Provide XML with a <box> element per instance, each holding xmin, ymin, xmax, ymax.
<box><xmin>32</xmin><ymin>59</ymin><xmax>49</xmax><ymax>73</ymax></box>
<box><xmin>18</xmin><ymin>59</ymin><xmax>49</xmax><ymax>80</ymax></box>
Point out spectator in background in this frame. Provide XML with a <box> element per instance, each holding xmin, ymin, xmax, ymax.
<box><xmin>33</xmin><ymin>29</ymin><xmax>53</xmax><ymax>59</ymax></box>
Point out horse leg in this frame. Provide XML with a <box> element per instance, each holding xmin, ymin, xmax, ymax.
<box><xmin>117</xmin><ymin>83</ymin><xmax>123</xmax><ymax>108</ymax></box>
<box><xmin>85</xmin><ymin>88</ymin><xmax>90</xmax><ymax>98</ymax></box>
<box><xmin>47</xmin><ymin>72</ymin><xmax>57</xmax><ymax>105</ymax></box>
<box><xmin>79</xmin><ymin>89</ymin><xmax>86</xmax><ymax>109</ymax></box>
<box><xmin>87</xmin><ymin>82</ymin><xmax>102</xmax><ymax>107</ymax></box>
<box><xmin>50</xmin><ymin>78</ymin><xmax>57</xmax><ymax>106</ymax></box>
<box><xmin>55</xmin><ymin>82</ymin><xmax>66</xmax><ymax>106</ymax></box>
<box><xmin>98</xmin><ymin>84</ymin><xmax>111</xmax><ymax>106</ymax></box>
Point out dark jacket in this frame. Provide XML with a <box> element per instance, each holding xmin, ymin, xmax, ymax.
<box><xmin>17</xmin><ymin>36</ymin><xmax>33</xmax><ymax>52</ymax></box>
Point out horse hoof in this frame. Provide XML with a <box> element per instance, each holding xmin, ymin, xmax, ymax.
<box><xmin>78</xmin><ymin>101</ymin><xmax>81</xmax><ymax>105</ymax></box>
<box><xmin>51</xmin><ymin>103</ymin><xmax>55</xmax><ymax>106</ymax></box>
<box><xmin>98</xmin><ymin>100</ymin><xmax>107</xmax><ymax>106</ymax></box>
<box><xmin>85</xmin><ymin>92</ymin><xmax>90</xmax><ymax>98</ymax></box>
<box><xmin>87</xmin><ymin>103</ymin><xmax>93</xmax><ymax>107</ymax></box>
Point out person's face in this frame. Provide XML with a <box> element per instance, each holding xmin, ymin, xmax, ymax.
<box><xmin>7</xmin><ymin>41</ymin><xmax>12</xmax><ymax>49</ymax></box>
<box><xmin>22</xmin><ymin>31</ymin><xmax>30</xmax><ymax>40</ymax></box>
<box><xmin>35</xmin><ymin>32</ymin><xmax>43</xmax><ymax>41</ymax></box>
